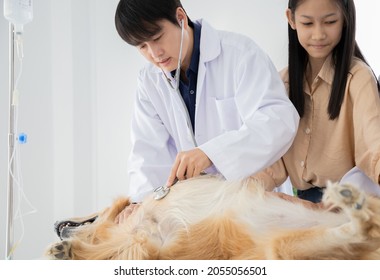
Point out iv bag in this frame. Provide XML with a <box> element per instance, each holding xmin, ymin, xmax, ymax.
<box><xmin>4</xmin><ymin>0</ymin><xmax>33</xmax><ymax>34</ymax></box>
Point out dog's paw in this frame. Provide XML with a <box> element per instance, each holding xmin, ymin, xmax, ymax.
<box><xmin>46</xmin><ymin>241</ymin><xmax>72</xmax><ymax>260</ymax></box>
<box><xmin>323</xmin><ymin>181</ymin><xmax>366</xmax><ymax>211</ymax></box>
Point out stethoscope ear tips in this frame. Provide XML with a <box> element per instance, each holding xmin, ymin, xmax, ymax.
<box><xmin>177</xmin><ymin>18</ymin><xmax>183</xmax><ymax>27</ymax></box>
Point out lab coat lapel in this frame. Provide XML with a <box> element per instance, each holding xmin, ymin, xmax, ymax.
<box><xmin>162</xmin><ymin>72</ymin><xmax>196</xmax><ymax>148</ymax></box>
<box><xmin>195</xmin><ymin>19</ymin><xmax>221</xmax><ymax>133</ymax></box>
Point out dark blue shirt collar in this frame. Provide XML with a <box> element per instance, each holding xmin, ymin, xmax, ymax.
<box><xmin>171</xmin><ymin>22</ymin><xmax>201</xmax><ymax>79</ymax></box>
<box><xmin>187</xmin><ymin>22</ymin><xmax>201</xmax><ymax>75</ymax></box>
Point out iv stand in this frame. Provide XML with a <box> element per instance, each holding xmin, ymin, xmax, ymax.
<box><xmin>5</xmin><ymin>22</ymin><xmax>15</xmax><ymax>260</ymax></box>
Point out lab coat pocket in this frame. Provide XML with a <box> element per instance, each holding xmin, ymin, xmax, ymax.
<box><xmin>212</xmin><ymin>97</ymin><xmax>242</xmax><ymax>131</ymax></box>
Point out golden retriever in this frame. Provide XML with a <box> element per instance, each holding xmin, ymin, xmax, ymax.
<box><xmin>46</xmin><ymin>175</ymin><xmax>380</xmax><ymax>260</ymax></box>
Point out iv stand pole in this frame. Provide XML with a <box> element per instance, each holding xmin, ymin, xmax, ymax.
<box><xmin>5</xmin><ymin>22</ymin><xmax>15</xmax><ymax>260</ymax></box>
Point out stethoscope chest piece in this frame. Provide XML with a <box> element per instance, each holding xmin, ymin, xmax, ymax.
<box><xmin>153</xmin><ymin>185</ymin><xmax>170</xmax><ymax>200</ymax></box>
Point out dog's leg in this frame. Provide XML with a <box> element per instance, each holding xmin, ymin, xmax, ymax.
<box><xmin>46</xmin><ymin>241</ymin><xmax>72</xmax><ymax>260</ymax></box>
<box><xmin>45</xmin><ymin>239</ymin><xmax>106</xmax><ymax>260</ymax></box>
<box><xmin>266</xmin><ymin>183</ymin><xmax>380</xmax><ymax>260</ymax></box>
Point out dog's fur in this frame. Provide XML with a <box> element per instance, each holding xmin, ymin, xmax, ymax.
<box><xmin>46</xmin><ymin>175</ymin><xmax>380</xmax><ymax>260</ymax></box>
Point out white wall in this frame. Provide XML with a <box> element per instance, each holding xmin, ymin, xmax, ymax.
<box><xmin>1</xmin><ymin>0</ymin><xmax>55</xmax><ymax>260</ymax></box>
<box><xmin>0</xmin><ymin>0</ymin><xmax>9</xmax><ymax>260</ymax></box>
<box><xmin>0</xmin><ymin>0</ymin><xmax>379</xmax><ymax>259</ymax></box>
<box><xmin>356</xmin><ymin>0</ymin><xmax>380</xmax><ymax>77</ymax></box>
<box><xmin>0</xmin><ymin>0</ymin><xmax>101</xmax><ymax>259</ymax></box>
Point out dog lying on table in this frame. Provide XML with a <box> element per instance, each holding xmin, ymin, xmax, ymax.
<box><xmin>46</xmin><ymin>175</ymin><xmax>380</xmax><ymax>260</ymax></box>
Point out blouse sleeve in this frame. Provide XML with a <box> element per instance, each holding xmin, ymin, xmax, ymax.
<box><xmin>349</xmin><ymin>64</ymin><xmax>380</xmax><ymax>184</ymax></box>
<box><xmin>251</xmin><ymin>158</ymin><xmax>289</xmax><ymax>191</ymax></box>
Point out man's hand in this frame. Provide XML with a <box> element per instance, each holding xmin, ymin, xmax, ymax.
<box><xmin>166</xmin><ymin>148</ymin><xmax>212</xmax><ymax>186</ymax></box>
<box><xmin>114</xmin><ymin>203</ymin><xmax>140</xmax><ymax>224</ymax></box>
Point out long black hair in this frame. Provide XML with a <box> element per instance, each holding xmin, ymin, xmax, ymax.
<box><xmin>115</xmin><ymin>0</ymin><xmax>190</xmax><ymax>46</ymax></box>
<box><xmin>287</xmin><ymin>0</ymin><xmax>380</xmax><ymax>120</ymax></box>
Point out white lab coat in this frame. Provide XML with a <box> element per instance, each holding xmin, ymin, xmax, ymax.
<box><xmin>128</xmin><ymin>19</ymin><xmax>299</xmax><ymax>201</ymax></box>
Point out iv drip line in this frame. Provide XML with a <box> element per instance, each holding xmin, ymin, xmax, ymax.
<box><xmin>5</xmin><ymin>24</ymin><xmax>37</xmax><ymax>261</ymax></box>
<box><xmin>4</xmin><ymin>0</ymin><xmax>36</xmax><ymax>260</ymax></box>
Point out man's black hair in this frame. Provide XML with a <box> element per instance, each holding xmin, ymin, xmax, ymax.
<box><xmin>115</xmin><ymin>0</ymin><xmax>190</xmax><ymax>46</ymax></box>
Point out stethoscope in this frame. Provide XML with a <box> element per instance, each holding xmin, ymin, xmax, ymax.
<box><xmin>154</xmin><ymin>19</ymin><xmax>205</xmax><ymax>201</ymax></box>
<box><xmin>154</xmin><ymin>178</ymin><xmax>178</xmax><ymax>200</ymax></box>
<box><xmin>161</xmin><ymin>19</ymin><xmax>184</xmax><ymax>91</ymax></box>
<box><xmin>162</xmin><ymin>19</ymin><xmax>196</xmax><ymax>147</ymax></box>
<box><xmin>154</xmin><ymin>20</ymin><xmax>185</xmax><ymax>201</ymax></box>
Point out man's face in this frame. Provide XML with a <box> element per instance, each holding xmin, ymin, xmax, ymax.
<box><xmin>137</xmin><ymin>19</ymin><xmax>183</xmax><ymax>72</ymax></box>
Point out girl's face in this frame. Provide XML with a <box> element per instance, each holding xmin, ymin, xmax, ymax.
<box><xmin>287</xmin><ymin>0</ymin><xmax>344</xmax><ymax>64</ymax></box>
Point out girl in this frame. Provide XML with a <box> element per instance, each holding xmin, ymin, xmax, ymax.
<box><xmin>255</xmin><ymin>0</ymin><xmax>380</xmax><ymax>203</ymax></box>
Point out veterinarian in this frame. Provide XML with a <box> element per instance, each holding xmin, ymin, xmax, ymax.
<box><xmin>254</xmin><ymin>0</ymin><xmax>380</xmax><ymax>203</ymax></box>
<box><xmin>113</xmin><ymin>0</ymin><xmax>300</xmax><ymax>220</ymax></box>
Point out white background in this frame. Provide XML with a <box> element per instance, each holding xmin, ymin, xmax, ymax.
<box><xmin>0</xmin><ymin>0</ymin><xmax>379</xmax><ymax>259</ymax></box>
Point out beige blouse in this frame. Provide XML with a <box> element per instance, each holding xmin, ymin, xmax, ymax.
<box><xmin>255</xmin><ymin>56</ymin><xmax>380</xmax><ymax>191</ymax></box>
